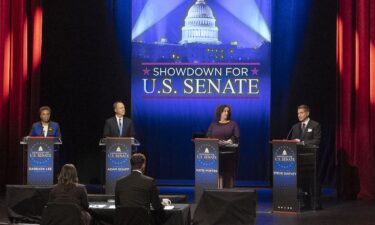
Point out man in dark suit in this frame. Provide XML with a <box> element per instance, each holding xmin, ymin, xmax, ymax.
<box><xmin>290</xmin><ymin>105</ymin><xmax>321</xmax><ymax>146</ymax></box>
<box><xmin>103</xmin><ymin>101</ymin><xmax>135</xmax><ymax>137</ymax></box>
<box><xmin>115</xmin><ymin>153</ymin><xmax>165</xmax><ymax>223</ymax></box>
<box><xmin>290</xmin><ymin>104</ymin><xmax>322</xmax><ymax>210</ymax></box>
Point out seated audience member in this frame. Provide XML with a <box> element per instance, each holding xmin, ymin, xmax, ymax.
<box><xmin>48</xmin><ymin>164</ymin><xmax>91</xmax><ymax>225</ymax></box>
<box><xmin>115</xmin><ymin>153</ymin><xmax>165</xmax><ymax>223</ymax></box>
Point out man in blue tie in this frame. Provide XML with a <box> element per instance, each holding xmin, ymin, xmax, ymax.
<box><xmin>103</xmin><ymin>101</ymin><xmax>135</xmax><ymax>138</ymax></box>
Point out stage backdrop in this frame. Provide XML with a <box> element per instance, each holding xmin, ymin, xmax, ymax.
<box><xmin>127</xmin><ymin>0</ymin><xmax>271</xmax><ymax>182</ymax></box>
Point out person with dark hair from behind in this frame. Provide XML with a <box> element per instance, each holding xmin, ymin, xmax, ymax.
<box><xmin>48</xmin><ymin>164</ymin><xmax>91</xmax><ymax>225</ymax></box>
<box><xmin>290</xmin><ymin>104</ymin><xmax>322</xmax><ymax>210</ymax></box>
<box><xmin>207</xmin><ymin>104</ymin><xmax>240</xmax><ymax>188</ymax></box>
<box><xmin>115</xmin><ymin>153</ymin><xmax>165</xmax><ymax>224</ymax></box>
<box><xmin>29</xmin><ymin>106</ymin><xmax>61</xmax><ymax>138</ymax></box>
<box><xmin>103</xmin><ymin>101</ymin><xmax>135</xmax><ymax>138</ymax></box>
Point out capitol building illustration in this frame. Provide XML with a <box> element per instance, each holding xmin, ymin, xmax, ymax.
<box><xmin>180</xmin><ymin>0</ymin><xmax>221</xmax><ymax>45</ymax></box>
<box><xmin>132</xmin><ymin>0</ymin><xmax>270</xmax><ymax>62</ymax></box>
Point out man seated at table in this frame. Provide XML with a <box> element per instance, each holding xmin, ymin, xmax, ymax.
<box><xmin>115</xmin><ymin>153</ymin><xmax>165</xmax><ymax>223</ymax></box>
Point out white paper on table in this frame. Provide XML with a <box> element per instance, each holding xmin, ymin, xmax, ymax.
<box><xmin>89</xmin><ymin>204</ymin><xmax>106</xmax><ymax>208</ymax></box>
<box><xmin>164</xmin><ymin>205</ymin><xmax>174</xmax><ymax>210</ymax></box>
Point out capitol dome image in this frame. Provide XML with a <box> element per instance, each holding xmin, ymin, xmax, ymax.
<box><xmin>180</xmin><ymin>0</ymin><xmax>221</xmax><ymax>45</ymax></box>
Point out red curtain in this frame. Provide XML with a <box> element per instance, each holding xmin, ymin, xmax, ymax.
<box><xmin>337</xmin><ymin>0</ymin><xmax>375</xmax><ymax>200</ymax></box>
<box><xmin>0</xmin><ymin>0</ymin><xmax>42</xmax><ymax>192</ymax></box>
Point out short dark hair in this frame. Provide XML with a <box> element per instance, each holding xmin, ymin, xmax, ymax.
<box><xmin>215</xmin><ymin>104</ymin><xmax>231</xmax><ymax>122</ymax></box>
<box><xmin>39</xmin><ymin>106</ymin><xmax>51</xmax><ymax>114</ymax></box>
<box><xmin>113</xmin><ymin>101</ymin><xmax>124</xmax><ymax>110</ymax></box>
<box><xmin>297</xmin><ymin>104</ymin><xmax>310</xmax><ymax>112</ymax></box>
<box><xmin>131</xmin><ymin>153</ymin><xmax>146</xmax><ymax>170</ymax></box>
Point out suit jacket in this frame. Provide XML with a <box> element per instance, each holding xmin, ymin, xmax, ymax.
<box><xmin>103</xmin><ymin>116</ymin><xmax>135</xmax><ymax>138</ymax></box>
<box><xmin>115</xmin><ymin>171</ymin><xmax>164</xmax><ymax>213</ymax></box>
<box><xmin>290</xmin><ymin>119</ymin><xmax>321</xmax><ymax>146</ymax></box>
<box><xmin>29</xmin><ymin>121</ymin><xmax>61</xmax><ymax>138</ymax></box>
<box><xmin>48</xmin><ymin>183</ymin><xmax>89</xmax><ymax>211</ymax></box>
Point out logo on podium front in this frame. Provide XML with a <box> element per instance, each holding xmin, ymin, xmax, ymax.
<box><xmin>29</xmin><ymin>142</ymin><xmax>53</xmax><ymax>165</ymax></box>
<box><xmin>107</xmin><ymin>143</ymin><xmax>130</xmax><ymax>166</ymax></box>
<box><xmin>196</xmin><ymin>144</ymin><xmax>217</xmax><ymax>167</ymax></box>
<box><xmin>274</xmin><ymin>146</ymin><xmax>296</xmax><ymax>170</ymax></box>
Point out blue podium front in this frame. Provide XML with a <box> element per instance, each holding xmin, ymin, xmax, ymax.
<box><xmin>104</xmin><ymin>137</ymin><xmax>133</xmax><ymax>194</ymax></box>
<box><xmin>194</xmin><ymin>138</ymin><xmax>219</xmax><ymax>203</ymax></box>
<box><xmin>24</xmin><ymin>137</ymin><xmax>61</xmax><ymax>185</ymax></box>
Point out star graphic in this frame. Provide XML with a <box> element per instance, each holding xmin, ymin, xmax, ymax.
<box><xmin>142</xmin><ymin>67</ymin><xmax>150</xmax><ymax>75</ymax></box>
<box><xmin>251</xmin><ymin>67</ymin><xmax>259</xmax><ymax>75</ymax></box>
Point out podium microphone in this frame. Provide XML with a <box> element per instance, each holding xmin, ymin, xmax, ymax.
<box><xmin>285</xmin><ymin>127</ymin><xmax>294</xmax><ymax>140</ymax></box>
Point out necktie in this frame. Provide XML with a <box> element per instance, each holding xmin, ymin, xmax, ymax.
<box><xmin>301</xmin><ymin>123</ymin><xmax>306</xmax><ymax>133</ymax></box>
<box><xmin>118</xmin><ymin>119</ymin><xmax>123</xmax><ymax>136</ymax></box>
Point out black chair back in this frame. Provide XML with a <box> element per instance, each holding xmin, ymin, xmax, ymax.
<box><xmin>114</xmin><ymin>206</ymin><xmax>150</xmax><ymax>225</ymax></box>
<box><xmin>41</xmin><ymin>202</ymin><xmax>84</xmax><ymax>225</ymax></box>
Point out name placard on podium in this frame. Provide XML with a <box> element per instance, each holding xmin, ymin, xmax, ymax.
<box><xmin>21</xmin><ymin>137</ymin><xmax>61</xmax><ymax>185</ymax></box>
<box><xmin>271</xmin><ymin>139</ymin><xmax>319</xmax><ymax>212</ymax></box>
<box><xmin>193</xmin><ymin>138</ymin><xmax>219</xmax><ymax>203</ymax></box>
<box><xmin>271</xmin><ymin>140</ymin><xmax>299</xmax><ymax>212</ymax></box>
<box><xmin>101</xmin><ymin>137</ymin><xmax>133</xmax><ymax>194</ymax></box>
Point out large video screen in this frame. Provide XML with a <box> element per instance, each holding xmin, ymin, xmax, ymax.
<box><xmin>131</xmin><ymin>0</ymin><xmax>271</xmax><ymax>182</ymax></box>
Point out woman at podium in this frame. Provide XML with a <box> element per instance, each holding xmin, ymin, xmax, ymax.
<box><xmin>29</xmin><ymin>106</ymin><xmax>61</xmax><ymax>137</ymax></box>
<box><xmin>207</xmin><ymin>104</ymin><xmax>240</xmax><ymax>188</ymax></box>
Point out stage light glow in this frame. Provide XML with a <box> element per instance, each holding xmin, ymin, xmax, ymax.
<box><xmin>336</xmin><ymin>16</ymin><xmax>343</xmax><ymax>75</ymax></box>
<box><xmin>23</xmin><ymin>18</ymin><xmax>28</xmax><ymax>79</ymax></box>
<box><xmin>2</xmin><ymin>33</ymin><xmax>11</xmax><ymax>100</ymax></box>
<box><xmin>216</xmin><ymin>0</ymin><xmax>271</xmax><ymax>42</ymax></box>
<box><xmin>355</xmin><ymin>31</ymin><xmax>359</xmax><ymax>91</ymax></box>
<box><xmin>371</xmin><ymin>41</ymin><xmax>375</xmax><ymax>105</ymax></box>
<box><xmin>132</xmin><ymin>0</ymin><xmax>185</xmax><ymax>40</ymax></box>
<box><xmin>32</xmin><ymin>6</ymin><xmax>43</xmax><ymax>72</ymax></box>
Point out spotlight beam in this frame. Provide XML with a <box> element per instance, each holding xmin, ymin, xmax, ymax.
<box><xmin>132</xmin><ymin>0</ymin><xmax>186</xmax><ymax>40</ymax></box>
<box><xmin>216</xmin><ymin>0</ymin><xmax>271</xmax><ymax>42</ymax></box>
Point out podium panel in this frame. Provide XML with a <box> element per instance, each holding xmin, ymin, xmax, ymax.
<box><xmin>105</xmin><ymin>138</ymin><xmax>132</xmax><ymax>194</ymax></box>
<box><xmin>271</xmin><ymin>140</ymin><xmax>319</xmax><ymax>212</ymax></box>
<box><xmin>24</xmin><ymin>137</ymin><xmax>59</xmax><ymax>185</ymax></box>
<box><xmin>194</xmin><ymin>138</ymin><xmax>219</xmax><ymax>203</ymax></box>
<box><xmin>272</xmin><ymin>140</ymin><xmax>299</xmax><ymax>212</ymax></box>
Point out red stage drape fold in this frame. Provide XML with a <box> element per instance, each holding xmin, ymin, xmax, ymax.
<box><xmin>337</xmin><ymin>0</ymin><xmax>375</xmax><ymax>200</ymax></box>
<box><xmin>0</xmin><ymin>0</ymin><xmax>42</xmax><ymax>192</ymax></box>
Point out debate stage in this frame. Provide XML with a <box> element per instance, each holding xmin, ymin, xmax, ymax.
<box><xmin>1</xmin><ymin>186</ymin><xmax>374</xmax><ymax>225</ymax></box>
<box><xmin>1</xmin><ymin>0</ymin><xmax>375</xmax><ymax>224</ymax></box>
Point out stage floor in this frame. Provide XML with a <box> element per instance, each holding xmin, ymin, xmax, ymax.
<box><xmin>1</xmin><ymin>187</ymin><xmax>375</xmax><ymax>225</ymax></box>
